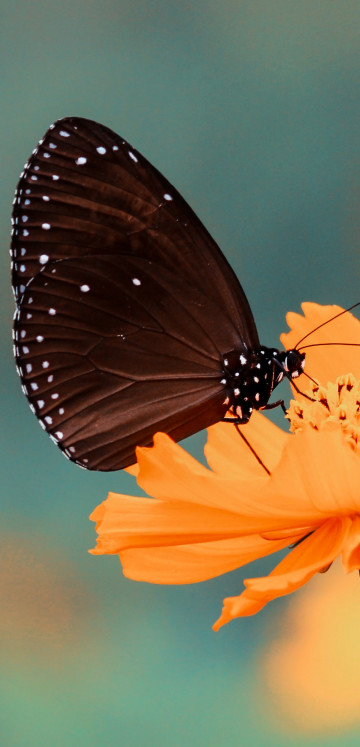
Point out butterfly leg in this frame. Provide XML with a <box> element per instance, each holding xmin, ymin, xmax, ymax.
<box><xmin>262</xmin><ymin>399</ymin><xmax>287</xmax><ymax>414</ymax></box>
<box><xmin>222</xmin><ymin>415</ymin><xmax>251</xmax><ymax>424</ymax></box>
<box><xmin>234</xmin><ymin>424</ymin><xmax>271</xmax><ymax>475</ymax></box>
<box><xmin>289</xmin><ymin>378</ymin><xmax>315</xmax><ymax>403</ymax></box>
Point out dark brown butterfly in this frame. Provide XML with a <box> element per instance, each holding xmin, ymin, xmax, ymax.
<box><xmin>11</xmin><ymin>117</ymin><xmax>305</xmax><ymax>470</ymax></box>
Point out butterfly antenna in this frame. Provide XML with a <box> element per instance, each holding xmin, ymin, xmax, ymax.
<box><xmin>299</xmin><ymin>341</ymin><xmax>360</xmax><ymax>351</ymax></box>
<box><xmin>295</xmin><ymin>302</ymin><xmax>360</xmax><ymax>349</ymax></box>
<box><xmin>234</xmin><ymin>424</ymin><xmax>270</xmax><ymax>476</ymax></box>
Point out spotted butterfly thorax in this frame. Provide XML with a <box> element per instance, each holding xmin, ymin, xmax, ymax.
<box><xmin>11</xmin><ymin>117</ymin><xmax>305</xmax><ymax>470</ymax></box>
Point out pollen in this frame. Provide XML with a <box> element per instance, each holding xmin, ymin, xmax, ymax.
<box><xmin>287</xmin><ymin>373</ymin><xmax>360</xmax><ymax>451</ymax></box>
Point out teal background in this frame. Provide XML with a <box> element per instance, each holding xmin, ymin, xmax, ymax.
<box><xmin>1</xmin><ymin>1</ymin><xmax>360</xmax><ymax>744</ymax></box>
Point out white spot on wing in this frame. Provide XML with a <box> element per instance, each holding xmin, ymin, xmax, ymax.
<box><xmin>36</xmin><ymin>335</ymin><xmax>44</xmax><ymax>342</ymax></box>
<box><xmin>128</xmin><ymin>151</ymin><xmax>138</xmax><ymax>163</ymax></box>
<box><xmin>132</xmin><ymin>278</ymin><xmax>141</xmax><ymax>286</ymax></box>
<box><xmin>80</xmin><ymin>284</ymin><xmax>90</xmax><ymax>292</ymax></box>
<box><xmin>42</xmin><ymin>361</ymin><xmax>50</xmax><ymax>368</ymax></box>
<box><xmin>75</xmin><ymin>156</ymin><xmax>87</xmax><ymax>165</ymax></box>
<box><xmin>163</xmin><ymin>193</ymin><xmax>173</xmax><ymax>201</ymax></box>
<box><xmin>42</xmin><ymin>223</ymin><xmax>51</xmax><ymax>230</ymax></box>
<box><xmin>96</xmin><ymin>146</ymin><xmax>106</xmax><ymax>154</ymax></box>
<box><xmin>39</xmin><ymin>254</ymin><xmax>49</xmax><ymax>264</ymax></box>
<box><xmin>59</xmin><ymin>130</ymin><xmax>70</xmax><ymax>137</ymax></box>
<box><xmin>48</xmin><ymin>308</ymin><xmax>56</xmax><ymax>315</ymax></box>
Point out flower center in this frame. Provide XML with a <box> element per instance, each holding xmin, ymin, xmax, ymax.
<box><xmin>287</xmin><ymin>374</ymin><xmax>360</xmax><ymax>451</ymax></box>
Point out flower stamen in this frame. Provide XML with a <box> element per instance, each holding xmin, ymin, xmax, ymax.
<box><xmin>288</xmin><ymin>374</ymin><xmax>360</xmax><ymax>451</ymax></box>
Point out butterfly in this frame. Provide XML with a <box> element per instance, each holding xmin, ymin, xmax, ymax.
<box><xmin>11</xmin><ymin>117</ymin><xmax>305</xmax><ymax>470</ymax></box>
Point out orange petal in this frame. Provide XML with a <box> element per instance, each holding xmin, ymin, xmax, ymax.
<box><xmin>213</xmin><ymin>516</ymin><xmax>351</xmax><ymax>630</ymax></box>
<box><xmin>134</xmin><ymin>432</ymin><xmax>276</xmax><ymax>516</ymax></box>
<box><xmin>89</xmin><ymin>490</ymin><xmax>288</xmax><ymax>555</ymax></box>
<box><xmin>204</xmin><ymin>411</ymin><xmax>288</xmax><ymax>478</ymax></box>
<box><xmin>263</xmin><ymin>425</ymin><xmax>360</xmax><ymax>522</ymax></box>
<box><xmin>281</xmin><ymin>303</ymin><xmax>360</xmax><ymax>386</ymax></box>
<box><xmin>125</xmin><ymin>463</ymin><xmax>139</xmax><ymax>477</ymax></box>
<box><xmin>119</xmin><ymin>533</ymin><xmax>300</xmax><ymax>584</ymax></box>
<box><xmin>342</xmin><ymin>516</ymin><xmax>360</xmax><ymax>573</ymax></box>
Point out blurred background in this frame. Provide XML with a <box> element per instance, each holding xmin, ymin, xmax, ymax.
<box><xmin>2</xmin><ymin>1</ymin><xmax>360</xmax><ymax>744</ymax></box>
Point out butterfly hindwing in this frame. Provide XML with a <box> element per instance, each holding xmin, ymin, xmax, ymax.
<box><xmin>13</xmin><ymin>253</ymin><xmax>243</xmax><ymax>469</ymax></box>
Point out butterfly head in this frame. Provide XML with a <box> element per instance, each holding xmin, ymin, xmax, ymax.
<box><xmin>276</xmin><ymin>349</ymin><xmax>306</xmax><ymax>379</ymax></box>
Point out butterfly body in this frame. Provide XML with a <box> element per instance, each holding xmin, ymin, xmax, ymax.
<box><xmin>11</xmin><ymin>117</ymin><xmax>305</xmax><ymax>470</ymax></box>
<box><xmin>221</xmin><ymin>346</ymin><xmax>305</xmax><ymax>423</ymax></box>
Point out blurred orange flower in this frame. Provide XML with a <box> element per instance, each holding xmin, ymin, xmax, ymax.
<box><xmin>262</xmin><ymin>560</ymin><xmax>360</xmax><ymax>734</ymax></box>
<box><xmin>90</xmin><ymin>303</ymin><xmax>360</xmax><ymax>630</ymax></box>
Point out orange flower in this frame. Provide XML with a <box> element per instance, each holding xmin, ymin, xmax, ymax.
<box><xmin>90</xmin><ymin>303</ymin><xmax>360</xmax><ymax>630</ymax></box>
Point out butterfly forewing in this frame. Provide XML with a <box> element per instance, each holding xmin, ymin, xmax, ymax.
<box><xmin>12</xmin><ymin>117</ymin><xmax>260</xmax><ymax>470</ymax></box>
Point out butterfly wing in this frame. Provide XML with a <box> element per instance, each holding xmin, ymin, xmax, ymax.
<box><xmin>11</xmin><ymin>117</ymin><xmax>259</xmax><ymax>470</ymax></box>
